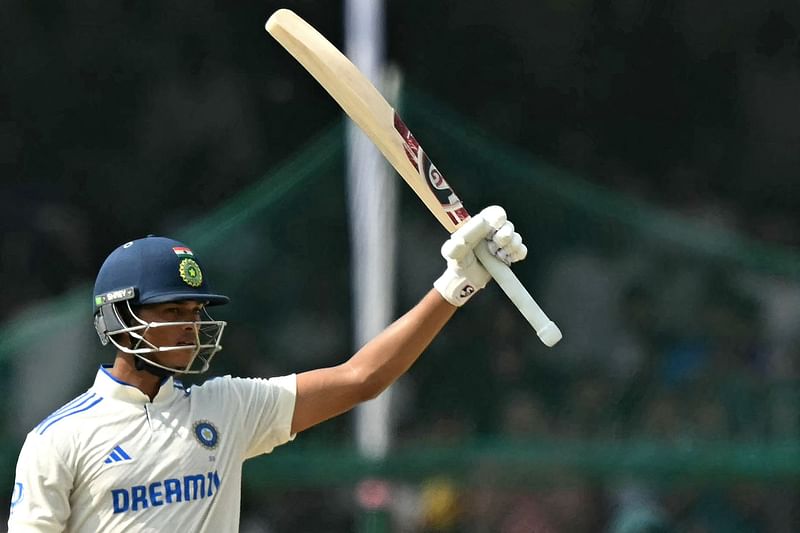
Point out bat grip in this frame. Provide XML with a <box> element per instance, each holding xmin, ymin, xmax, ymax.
<box><xmin>474</xmin><ymin>243</ymin><xmax>562</xmax><ymax>347</ymax></box>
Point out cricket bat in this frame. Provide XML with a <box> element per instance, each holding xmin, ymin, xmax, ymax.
<box><xmin>266</xmin><ymin>9</ymin><xmax>562</xmax><ymax>347</ymax></box>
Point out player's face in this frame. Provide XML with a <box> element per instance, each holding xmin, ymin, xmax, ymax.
<box><xmin>136</xmin><ymin>301</ymin><xmax>205</xmax><ymax>368</ymax></box>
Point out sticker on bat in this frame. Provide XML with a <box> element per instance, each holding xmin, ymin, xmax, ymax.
<box><xmin>394</xmin><ymin>113</ymin><xmax>470</xmax><ymax>225</ymax></box>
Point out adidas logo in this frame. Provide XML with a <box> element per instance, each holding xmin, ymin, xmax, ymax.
<box><xmin>104</xmin><ymin>445</ymin><xmax>132</xmax><ymax>464</ymax></box>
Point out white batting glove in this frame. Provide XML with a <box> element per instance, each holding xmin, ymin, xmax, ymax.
<box><xmin>433</xmin><ymin>206</ymin><xmax>528</xmax><ymax>306</ymax></box>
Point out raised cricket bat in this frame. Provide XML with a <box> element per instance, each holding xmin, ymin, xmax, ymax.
<box><xmin>266</xmin><ymin>9</ymin><xmax>562</xmax><ymax>347</ymax></box>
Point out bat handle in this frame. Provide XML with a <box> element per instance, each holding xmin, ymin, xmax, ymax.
<box><xmin>474</xmin><ymin>244</ymin><xmax>562</xmax><ymax>347</ymax></box>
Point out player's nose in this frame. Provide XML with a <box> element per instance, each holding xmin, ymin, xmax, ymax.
<box><xmin>179</xmin><ymin>321</ymin><xmax>198</xmax><ymax>339</ymax></box>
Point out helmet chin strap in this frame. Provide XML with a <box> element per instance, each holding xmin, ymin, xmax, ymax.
<box><xmin>134</xmin><ymin>356</ymin><xmax>176</xmax><ymax>379</ymax></box>
<box><xmin>128</xmin><ymin>329</ymin><xmax>175</xmax><ymax>379</ymax></box>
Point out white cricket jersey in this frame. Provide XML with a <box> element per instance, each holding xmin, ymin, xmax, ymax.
<box><xmin>8</xmin><ymin>366</ymin><xmax>297</xmax><ymax>532</ymax></box>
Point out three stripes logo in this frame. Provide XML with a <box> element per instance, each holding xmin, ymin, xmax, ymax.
<box><xmin>104</xmin><ymin>445</ymin><xmax>133</xmax><ymax>465</ymax></box>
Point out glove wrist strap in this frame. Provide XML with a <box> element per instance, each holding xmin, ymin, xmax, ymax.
<box><xmin>434</xmin><ymin>270</ymin><xmax>480</xmax><ymax>307</ymax></box>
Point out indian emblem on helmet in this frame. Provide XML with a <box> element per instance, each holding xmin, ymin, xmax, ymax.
<box><xmin>179</xmin><ymin>258</ymin><xmax>203</xmax><ymax>288</ymax></box>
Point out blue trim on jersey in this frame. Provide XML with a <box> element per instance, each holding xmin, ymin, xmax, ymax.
<box><xmin>35</xmin><ymin>392</ymin><xmax>93</xmax><ymax>432</ymax></box>
<box><xmin>100</xmin><ymin>365</ymin><xmax>137</xmax><ymax>387</ymax></box>
<box><xmin>173</xmin><ymin>380</ymin><xmax>192</xmax><ymax>396</ymax></box>
<box><xmin>38</xmin><ymin>397</ymin><xmax>104</xmax><ymax>434</ymax></box>
<box><xmin>100</xmin><ymin>365</ymin><xmax>171</xmax><ymax>387</ymax></box>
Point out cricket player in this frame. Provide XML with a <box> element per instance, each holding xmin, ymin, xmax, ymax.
<box><xmin>8</xmin><ymin>206</ymin><xmax>527</xmax><ymax>532</ymax></box>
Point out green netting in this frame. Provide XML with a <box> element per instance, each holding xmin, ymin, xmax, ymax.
<box><xmin>402</xmin><ymin>88</ymin><xmax>800</xmax><ymax>277</ymax></box>
<box><xmin>1</xmin><ymin>89</ymin><xmax>798</xmax><ymax>493</ymax></box>
<box><xmin>0</xmin><ymin>124</ymin><xmax>344</xmax><ymax>360</ymax></box>
<box><xmin>242</xmin><ymin>439</ymin><xmax>800</xmax><ymax>488</ymax></box>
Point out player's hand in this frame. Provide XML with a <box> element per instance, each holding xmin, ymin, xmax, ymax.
<box><xmin>433</xmin><ymin>206</ymin><xmax>527</xmax><ymax>307</ymax></box>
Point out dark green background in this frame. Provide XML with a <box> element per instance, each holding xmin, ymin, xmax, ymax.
<box><xmin>2</xmin><ymin>1</ymin><xmax>799</xmax><ymax>531</ymax></box>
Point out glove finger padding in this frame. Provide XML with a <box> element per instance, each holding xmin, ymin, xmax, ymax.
<box><xmin>492</xmin><ymin>221</ymin><xmax>515</xmax><ymax>247</ymax></box>
<box><xmin>434</xmin><ymin>206</ymin><xmax>527</xmax><ymax>307</ymax></box>
<box><xmin>487</xmin><ymin>224</ymin><xmax>526</xmax><ymax>266</ymax></box>
<box><xmin>440</xmin><ymin>236</ymin><xmax>471</xmax><ymax>264</ymax></box>
<box><xmin>479</xmin><ymin>205</ymin><xmax>508</xmax><ymax>231</ymax></box>
<box><xmin>447</xmin><ymin>214</ymin><xmax>493</xmax><ymax>249</ymax></box>
<box><xmin>508</xmin><ymin>241</ymin><xmax>528</xmax><ymax>263</ymax></box>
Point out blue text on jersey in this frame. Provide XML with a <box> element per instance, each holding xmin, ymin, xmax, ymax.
<box><xmin>111</xmin><ymin>471</ymin><xmax>221</xmax><ymax>514</ymax></box>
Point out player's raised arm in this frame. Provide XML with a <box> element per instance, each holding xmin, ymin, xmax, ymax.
<box><xmin>266</xmin><ymin>9</ymin><xmax>560</xmax><ymax>347</ymax></box>
<box><xmin>290</xmin><ymin>206</ymin><xmax>526</xmax><ymax>434</ymax></box>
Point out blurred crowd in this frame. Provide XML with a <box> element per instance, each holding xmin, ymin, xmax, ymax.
<box><xmin>3</xmin><ymin>1</ymin><xmax>800</xmax><ymax>320</ymax></box>
<box><xmin>184</xmin><ymin>214</ymin><xmax>799</xmax><ymax>532</ymax></box>
<box><xmin>3</xmin><ymin>0</ymin><xmax>800</xmax><ymax>531</ymax></box>
<box><xmin>234</xmin><ymin>480</ymin><xmax>792</xmax><ymax>533</ymax></box>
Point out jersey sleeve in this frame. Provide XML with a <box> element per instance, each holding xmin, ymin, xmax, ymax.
<box><xmin>7</xmin><ymin>432</ymin><xmax>73</xmax><ymax>532</ymax></box>
<box><xmin>221</xmin><ymin>374</ymin><xmax>298</xmax><ymax>459</ymax></box>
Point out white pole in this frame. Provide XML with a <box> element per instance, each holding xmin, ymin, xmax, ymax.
<box><xmin>345</xmin><ymin>0</ymin><xmax>396</xmax><ymax>461</ymax></box>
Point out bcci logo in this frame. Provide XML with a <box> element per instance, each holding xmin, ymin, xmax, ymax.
<box><xmin>179</xmin><ymin>259</ymin><xmax>203</xmax><ymax>288</ymax></box>
<box><xmin>193</xmin><ymin>420</ymin><xmax>219</xmax><ymax>450</ymax></box>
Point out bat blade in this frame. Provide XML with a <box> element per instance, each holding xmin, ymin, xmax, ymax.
<box><xmin>266</xmin><ymin>9</ymin><xmax>466</xmax><ymax>230</ymax></box>
<box><xmin>266</xmin><ymin>9</ymin><xmax>562</xmax><ymax>346</ymax></box>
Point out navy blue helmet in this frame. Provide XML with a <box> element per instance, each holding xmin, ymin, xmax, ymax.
<box><xmin>93</xmin><ymin>236</ymin><xmax>228</xmax><ymax>374</ymax></box>
<box><xmin>93</xmin><ymin>236</ymin><xmax>229</xmax><ymax>311</ymax></box>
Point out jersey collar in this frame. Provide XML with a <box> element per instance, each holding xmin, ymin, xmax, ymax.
<box><xmin>93</xmin><ymin>365</ymin><xmax>179</xmax><ymax>404</ymax></box>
